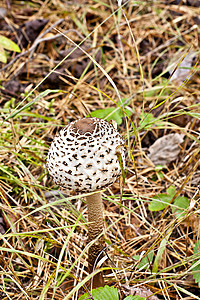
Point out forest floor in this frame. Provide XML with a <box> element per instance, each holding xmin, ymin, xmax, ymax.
<box><xmin>0</xmin><ymin>0</ymin><xmax>200</xmax><ymax>299</ymax></box>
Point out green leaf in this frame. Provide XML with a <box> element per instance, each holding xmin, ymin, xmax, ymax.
<box><xmin>148</xmin><ymin>194</ymin><xmax>172</xmax><ymax>211</ymax></box>
<box><xmin>89</xmin><ymin>98</ymin><xmax>132</xmax><ymax>125</ymax></box>
<box><xmin>133</xmin><ymin>252</ymin><xmax>154</xmax><ymax>270</ymax></box>
<box><xmin>139</xmin><ymin>113</ymin><xmax>156</xmax><ymax>129</ymax></box>
<box><xmin>172</xmin><ymin>196</ymin><xmax>189</xmax><ymax>218</ymax></box>
<box><xmin>192</xmin><ymin>241</ymin><xmax>200</xmax><ymax>287</ymax></box>
<box><xmin>148</xmin><ymin>185</ymin><xmax>177</xmax><ymax>212</ymax></box>
<box><xmin>0</xmin><ymin>46</ymin><xmax>7</xmax><ymax>63</ymax></box>
<box><xmin>152</xmin><ymin>230</ymin><xmax>172</xmax><ymax>274</ymax></box>
<box><xmin>78</xmin><ymin>285</ymin><xmax>119</xmax><ymax>300</ymax></box>
<box><xmin>166</xmin><ymin>185</ymin><xmax>176</xmax><ymax>197</ymax></box>
<box><xmin>90</xmin><ymin>106</ymin><xmax>132</xmax><ymax>125</ymax></box>
<box><xmin>192</xmin><ymin>262</ymin><xmax>200</xmax><ymax>287</ymax></box>
<box><xmin>0</xmin><ymin>35</ymin><xmax>21</xmax><ymax>52</ymax></box>
<box><xmin>194</xmin><ymin>242</ymin><xmax>200</xmax><ymax>255</ymax></box>
<box><xmin>124</xmin><ymin>296</ymin><xmax>146</xmax><ymax>300</ymax></box>
<box><xmin>90</xmin><ymin>107</ymin><xmax>118</xmax><ymax>122</ymax></box>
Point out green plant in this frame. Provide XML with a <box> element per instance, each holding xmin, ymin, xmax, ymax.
<box><xmin>78</xmin><ymin>285</ymin><xmax>145</xmax><ymax>300</ymax></box>
<box><xmin>148</xmin><ymin>185</ymin><xmax>189</xmax><ymax>216</ymax></box>
<box><xmin>191</xmin><ymin>241</ymin><xmax>200</xmax><ymax>287</ymax></box>
<box><xmin>0</xmin><ymin>35</ymin><xmax>21</xmax><ymax>63</ymax></box>
<box><xmin>133</xmin><ymin>251</ymin><xmax>154</xmax><ymax>270</ymax></box>
<box><xmin>139</xmin><ymin>112</ymin><xmax>156</xmax><ymax>129</ymax></box>
<box><xmin>89</xmin><ymin>98</ymin><xmax>132</xmax><ymax>125</ymax></box>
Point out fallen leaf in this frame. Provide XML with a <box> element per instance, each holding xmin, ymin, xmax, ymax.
<box><xmin>168</xmin><ymin>50</ymin><xmax>196</xmax><ymax>85</ymax></box>
<box><xmin>122</xmin><ymin>285</ymin><xmax>159</xmax><ymax>300</ymax></box>
<box><xmin>187</xmin><ymin>0</ymin><xmax>200</xmax><ymax>7</ymax></box>
<box><xmin>0</xmin><ymin>7</ymin><xmax>7</xmax><ymax>19</ymax></box>
<box><xmin>59</xmin><ymin>43</ymin><xmax>101</xmax><ymax>78</ymax></box>
<box><xmin>0</xmin><ymin>216</ymin><xmax>5</xmax><ymax>234</ymax></box>
<box><xmin>148</xmin><ymin>133</ymin><xmax>184</xmax><ymax>166</ymax></box>
<box><xmin>16</xmin><ymin>19</ymin><xmax>49</xmax><ymax>48</ymax></box>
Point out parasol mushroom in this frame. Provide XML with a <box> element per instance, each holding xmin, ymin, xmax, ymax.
<box><xmin>46</xmin><ymin>117</ymin><xmax>125</xmax><ymax>288</ymax></box>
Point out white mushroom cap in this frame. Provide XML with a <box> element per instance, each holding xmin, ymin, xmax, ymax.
<box><xmin>46</xmin><ymin>117</ymin><xmax>125</xmax><ymax>193</ymax></box>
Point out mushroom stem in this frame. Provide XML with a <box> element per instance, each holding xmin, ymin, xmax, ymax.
<box><xmin>86</xmin><ymin>192</ymin><xmax>105</xmax><ymax>288</ymax></box>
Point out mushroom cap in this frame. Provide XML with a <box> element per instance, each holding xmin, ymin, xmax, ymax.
<box><xmin>46</xmin><ymin>117</ymin><xmax>125</xmax><ymax>193</ymax></box>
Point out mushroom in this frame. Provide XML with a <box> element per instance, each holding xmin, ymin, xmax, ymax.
<box><xmin>46</xmin><ymin>117</ymin><xmax>125</xmax><ymax>288</ymax></box>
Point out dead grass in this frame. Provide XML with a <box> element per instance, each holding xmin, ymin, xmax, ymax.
<box><xmin>0</xmin><ymin>0</ymin><xmax>200</xmax><ymax>299</ymax></box>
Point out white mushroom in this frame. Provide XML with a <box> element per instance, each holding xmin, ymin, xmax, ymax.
<box><xmin>46</xmin><ymin>117</ymin><xmax>125</xmax><ymax>287</ymax></box>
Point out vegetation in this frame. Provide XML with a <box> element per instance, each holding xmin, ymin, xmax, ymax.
<box><xmin>0</xmin><ymin>0</ymin><xmax>200</xmax><ymax>299</ymax></box>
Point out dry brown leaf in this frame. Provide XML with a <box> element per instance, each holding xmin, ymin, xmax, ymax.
<box><xmin>122</xmin><ymin>285</ymin><xmax>159</xmax><ymax>300</ymax></box>
<box><xmin>0</xmin><ymin>216</ymin><xmax>5</xmax><ymax>234</ymax></box>
<box><xmin>148</xmin><ymin>133</ymin><xmax>184</xmax><ymax>166</ymax></box>
<box><xmin>168</xmin><ymin>50</ymin><xmax>196</xmax><ymax>85</ymax></box>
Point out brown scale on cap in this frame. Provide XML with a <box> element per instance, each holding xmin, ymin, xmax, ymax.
<box><xmin>73</xmin><ymin>118</ymin><xmax>97</xmax><ymax>134</ymax></box>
